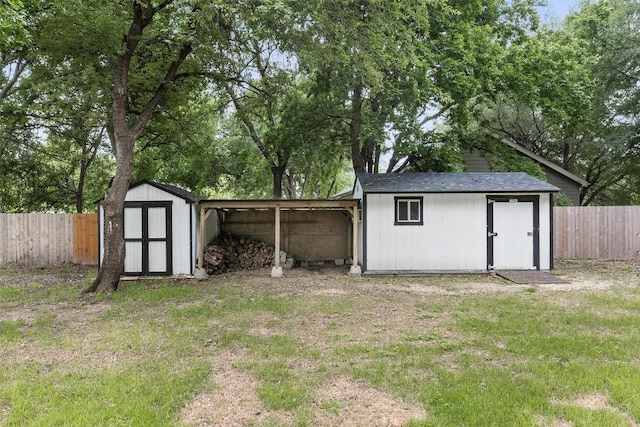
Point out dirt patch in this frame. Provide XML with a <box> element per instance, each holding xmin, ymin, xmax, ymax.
<box><xmin>550</xmin><ymin>393</ymin><xmax>639</xmax><ymax>427</ymax></box>
<box><xmin>313</xmin><ymin>376</ymin><xmax>427</xmax><ymax>426</ymax></box>
<box><xmin>570</xmin><ymin>393</ymin><xmax>610</xmax><ymax>410</ymax></box>
<box><xmin>182</xmin><ymin>350</ymin><xmax>295</xmax><ymax>427</ymax></box>
<box><xmin>534</xmin><ymin>414</ymin><xmax>573</xmax><ymax>427</ymax></box>
<box><xmin>182</xmin><ymin>361</ymin><xmax>427</xmax><ymax>427</ymax></box>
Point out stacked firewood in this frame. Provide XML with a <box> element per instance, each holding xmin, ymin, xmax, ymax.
<box><xmin>203</xmin><ymin>233</ymin><xmax>276</xmax><ymax>274</ymax></box>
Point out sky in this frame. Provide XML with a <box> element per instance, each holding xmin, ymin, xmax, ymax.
<box><xmin>538</xmin><ymin>0</ymin><xmax>581</xmax><ymax>23</ymax></box>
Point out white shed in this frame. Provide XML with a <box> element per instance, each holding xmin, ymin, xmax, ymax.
<box><xmin>98</xmin><ymin>181</ymin><xmax>219</xmax><ymax>276</ymax></box>
<box><xmin>353</xmin><ymin>172</ymin><xmax>560</xmax><ymax>274</ymax></box>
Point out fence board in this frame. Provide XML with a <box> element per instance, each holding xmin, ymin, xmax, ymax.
<box><xmin>0</xmin><ymin>213</ymin><xmax>97</xmax><ymax>266</ymax></box>
<box><xmin>73</xmin><ymin>214</ymin><xmax>98</xmax><ymax>265</ymax></box>
<box><xmin>554</xmin><ymin>206</ymin><xmax>640</xmax><ymax>259</ymax></box>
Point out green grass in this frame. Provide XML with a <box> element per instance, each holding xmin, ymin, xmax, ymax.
<box><xmin>0</xmin><ymin>320</ymin><xmax>23</xmax><ymax>342</ymax></box>
<box><xmin>1</xmin><ymin>262</ymin><xmax>640</xmax><ymax>426</ymax></box>
<box><xmin>3</xmin><ymin>361</ymin><xmax>210</xmax><ymax>426</ymax></box>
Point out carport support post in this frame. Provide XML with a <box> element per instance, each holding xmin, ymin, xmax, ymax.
<box><xmin>194</xmin><ymin>205</ymin><xmax>208</xmax><ymax>279</ymax></box>
<box><xmin>349</xmin><ymin>206</ymin><xmax>361</xmax><ymax>276</ymax></box>
<box><xmin>271</xmin><ymin>206</ymin><xmax>283</xmax><ymax>278</ymax></box>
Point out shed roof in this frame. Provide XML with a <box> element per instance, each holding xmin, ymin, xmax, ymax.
<box><xmin>132</xmin><ymin>180</ymin><xmax>202</xmax><ymax>203</ymax></box>
<box><xmin>356</xmin><ymin>172</ymin><xmax>560</xmax><ymax>194</ymax></box>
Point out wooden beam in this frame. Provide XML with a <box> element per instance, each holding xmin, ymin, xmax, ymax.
<box><xmin>274</xmin><ymin>206</ymin><xmax>281</xmax><ymax>268</ymax></box>
<box><xmin>346</xmin><ymin>205</ymin><xmax>362</xmax><ymax>275</ymax></box>
<box><xmin>199</xmin><ymin>199</ymin><xmax>358</xmax><ymax>210</ymax></box>
<box><xmin>352</xmin><ymin>206</ymin><xmax>358</xmax><ymax>268</ymax></box>
<box><xmin>197</xmin><ymin>205</ymin><xmax>206</xmax><ymax>270</ymax></box>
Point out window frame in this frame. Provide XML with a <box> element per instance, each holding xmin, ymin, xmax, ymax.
<box><xmin>394</xmin><ymin>196</ymin><xmax>423</xmax><ymax>225</ymax></box>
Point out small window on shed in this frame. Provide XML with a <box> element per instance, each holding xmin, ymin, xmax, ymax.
<box><xmin>395</xmin><ymin>197</ymin><xmax>423</xmax><ymax>225</ymax></box>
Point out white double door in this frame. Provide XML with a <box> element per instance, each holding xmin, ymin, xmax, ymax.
<box><xmin>124</xmin><ymin>202</ymin><xmax>172</xmax><ymax>275</ymax></box>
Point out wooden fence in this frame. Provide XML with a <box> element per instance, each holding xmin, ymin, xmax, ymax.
<box><xmin>0</xmin><ymin>213</ymin><xmax>98</xmax><ymax>266</ymax></box>
<box><xmin>554</xmin><ymin>206</ymin><xmax>640</xmax><ymax>259</ymax></box>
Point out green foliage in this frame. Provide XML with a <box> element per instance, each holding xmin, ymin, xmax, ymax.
<box><xmin>292</xmin><ymin>0</ymin><xmax>541</xmax><ymax>174</ymax></box>
<box><xmin>473</xmin><ymin>0</ymin><xmax>640</xmax><ymax>205</ymax></box>
<box><xmin>0</xmin><ymin>0</ymin><xmax>29</xmax><ymax>52</ymax></box>
<box><xmin>3</xmin><ymin>0</ymin><xmax>639</xmax><ymax>210</ymax></box>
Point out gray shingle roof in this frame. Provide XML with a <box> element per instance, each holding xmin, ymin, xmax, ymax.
<box><xmin>357</xmin><ymin>172</ymin><xmax>560</xmax><ymax>193</ymax></box>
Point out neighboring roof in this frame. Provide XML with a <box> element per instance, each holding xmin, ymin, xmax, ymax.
<box><xmin>487</xmin><ymin>133</ymin><xmax>589</xmax><ymax>187</ymax></box>
<box><xmin>132</xmin><ymin>180</ymin><xmax>203</xmax><ymax>203</ymax></box>
<box><xmin>356</xmin><ymin>172</ymin><xmax>560</xmax><ymax>193</ymax></box>
<box><xmin>331</xmin><ymin>187</ymin><xmax>356</xmax><ymax>199</ymax></box>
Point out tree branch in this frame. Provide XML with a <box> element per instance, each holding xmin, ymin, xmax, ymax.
<box><xmin>131</xmin><ymin>42</ymin><xmax>193</xmax><ymax>139</ymax></box>
<box><xmin>0</xmin><ymin>59</ymin><xmax>28</xmax><ymax>99</ymax></box>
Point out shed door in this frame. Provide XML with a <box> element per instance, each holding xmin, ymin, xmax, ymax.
<box><xmin>487</xmin><ymin>196</ymin><xmax>539</xmax><ymax>270</ymax></box>
<box><xmin>124</xmin><ymin>202</ymin><xmax>172</xmax><ymax>276</ymax></box>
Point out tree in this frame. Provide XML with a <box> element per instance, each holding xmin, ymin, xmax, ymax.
<box><xmin>132</xmin><ymin>95</ymin><xmax>227</xmax><ymax>195</ymax></box>
<box><xmin>473</xmin><ymin>0</ymin><xmax>640</xmax><ymax>205</ymax></box>
<box><xmin>1</xmin><ymin>0</ymin><xmax>116</xmax><ymax>212</ymax></box>
<box><xmin>219</xmin><ymin>75</ymin><xmax>351</xmax><ymax>199</ymax></box>
<box><xmin>295</xmin><ymin>0</ymin><xmax>540</xmax><ymax>175</ymax></box>
<box><xmin>574</xmin><ymin>0</ymin><xmax>640</xmax><ymax>204</ymax></box>
<box><xmin>86</xmin><ymin>0</ymin><xmax>227</xmax><ymax>293</ymax></box>
<box><xmin>217</xmin><ymin>8</ymin><xmax>308</xmax><ymax>199</ymax></box>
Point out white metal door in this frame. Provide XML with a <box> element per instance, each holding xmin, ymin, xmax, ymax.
<box><xmin>147</xmin><ymin>207</ymin><xmax>168</xmax><ymax>273</ymax></box>
<box><xmin>492</xmin><ymin>201</ymin><xmax>535</xmax><ymax>269</ymax></box>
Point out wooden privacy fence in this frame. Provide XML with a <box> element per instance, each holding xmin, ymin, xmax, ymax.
<box><xmin>0</xmin><ymin>213</ymin><xmax>98</xmax><ymax>266</ymax></box>
<box><xmin>554</xmin><ymin>206</ymin><xmax>640</xmax><ymax>259</ymax></box>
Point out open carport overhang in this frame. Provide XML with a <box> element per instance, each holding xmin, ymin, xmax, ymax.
<box><xmin>196</xmin><ymin>199</ymin><xmax>361</xmax><ymax>277</ymax></box>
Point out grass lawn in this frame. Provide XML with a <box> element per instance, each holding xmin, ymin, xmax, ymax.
<box><xmin>1</xmin><ymin>260</ymin><xmax>640</xmax><ymax>426</ymax></box>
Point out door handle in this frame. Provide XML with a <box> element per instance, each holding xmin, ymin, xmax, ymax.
<box><xmin>488</xmin><ymin>232</ymin><xmax>498</xmax><ymax>237</ymax></box>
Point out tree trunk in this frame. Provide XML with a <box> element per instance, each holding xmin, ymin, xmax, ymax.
<box><xmin>84</xmin><ymin>132</ymin><xmax>135</xmax><ymax>293</ymax></box>
<box><xmin>272</xmin><ymin>163</ymin><xmax>285</xmax><ymax>199</ymax></box>
<box><xmin>350</xmin><ymin>87</ymin><xmax>366</xmax><ymax>173</ymax></box>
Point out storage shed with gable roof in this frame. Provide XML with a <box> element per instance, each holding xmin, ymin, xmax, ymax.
<box><xmin>98</xmin><ymin>180</ymin><xmax>219</xmax><ymax>276</ymax></box>
<box><xmin>353</xmin><ymin>172</ymin><xmax>560</xmax><ymax>274</ymax></box>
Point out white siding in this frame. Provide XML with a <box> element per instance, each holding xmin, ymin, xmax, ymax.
<box><xmin>193</xmin><ymin>207</ymin><xmax>220</xmax><ymax>269</ymax></box>
<box><xmin>539</xmin><ymin>193</ymin><xmax>552</xmax><ymax>270</ymax></box>
<box><xmin>357</xmin><ymin>209</ymin><xmax>364</xmax><ymax>267</ymax></box>
<box><xmin>354</xmin><ymin>180</ymin><xmax>364</xmax><ymax>267</ymax></box>
<box><xmin>353</xmin><ymin>180</ymin><xmax>363</xmax><ymax>199</ymax></box>
<box><xmin>364</xmin><ymin>193</ymin><xmax>487</xmax><ymax>272</ymax></box>
<box><xmin>98</xmin><ymin>205</ymin><xmax>104</xmax><ymax>265</ymax></box>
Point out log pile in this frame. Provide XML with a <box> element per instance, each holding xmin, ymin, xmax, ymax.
<box><xmin>202</xmin><ymin>233</ymin><xmax>276</xmax><ymax>274</ymax></box>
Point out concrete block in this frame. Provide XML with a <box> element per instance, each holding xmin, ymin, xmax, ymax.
<box><xmin>271</xmin><ymin>266</ymin><xmax>283</xmax><ymax>278</ymax></box>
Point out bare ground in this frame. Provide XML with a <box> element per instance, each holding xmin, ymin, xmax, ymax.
<box><xmin>2</xmin><ymin>259</ymin><xmax>640</xmax><ymax>426</ymax></box>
